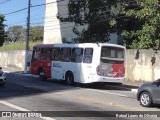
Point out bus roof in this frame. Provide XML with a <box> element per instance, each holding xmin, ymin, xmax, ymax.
<box><xmin>34</xmin><ymin>44</ymin><xmax>54</xmax><ymax>48</ymax></box>
<box><xmin>33</xmin><ymin>43</ymin><xmax>125</xmax><ymax>49</ymax></box>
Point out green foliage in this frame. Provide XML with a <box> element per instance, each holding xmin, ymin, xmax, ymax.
<box><xmin>6</xmin><ymin>25</ymin><xmax>44</xmax><ymax>43</ymax></box>
<box><xmin>0</xmin><ymin>14</ymin><xmax>5</xmax><ymax>46</ymax></box>
<box><xmin>57</xmin><ymin>0</ymin><xmax>118</xmax><ymax>43</ymax></box>
<box><xmin>6</xmin><ymin>25</ymin><xmax>25</xmax><ymax>42</ymax></box>
<box><xmin>29</xmin><ymin>26</ymin><xmax>44</xmax><ymax>42</ymax></box>
<box><xmin>0</xmin><ymin>41</ymin><xmax>42</xmax><ymax>51</ymax></box>
<box><xmin>57</xmin><ymin>0</ymin><xmax>160</xmax><ymax>49</ymax></box>
<box><xmin>119</xmin><ymin>0</ymin><xmax>160</xmax><ymax>49</ymax></box>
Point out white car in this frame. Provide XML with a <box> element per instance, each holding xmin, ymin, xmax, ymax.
<box><xmin>0</xmin><ymin>67</ymin><xmax>6</xmax><ymax>86</ymax></box>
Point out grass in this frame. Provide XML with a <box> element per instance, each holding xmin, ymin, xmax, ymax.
<box><xmin>0</xmin><ymin>41</ymin><xmax>43</xmax><ymax>51</ymax></box>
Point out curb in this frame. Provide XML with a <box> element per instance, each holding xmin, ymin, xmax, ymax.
<box><xmin>15</xmin><ymin>73</ymin><xmax>38</xmax><ymax>77</ymax></box>
<box><xmin>4</xmin><ymin>71</ymin><xmax>10</xmax><ymax>73</ymax></box>
<box><xmin>131</xmin><ymin>89</ymin><xmax>138</xmax><ymax>93</ymax></box>
<box><xmin>104</xmin><ymin>84</ymin><xmax>138</xmax><ymax>92</ymax></box>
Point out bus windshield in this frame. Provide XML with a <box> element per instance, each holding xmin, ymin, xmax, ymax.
<box><xmin>101</xmin><ymin>46</ymin><xmax>124</xmax><ymax>62</ymax></box>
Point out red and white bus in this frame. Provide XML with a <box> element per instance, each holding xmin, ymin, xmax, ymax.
<box><xmin>30</xmin><ymin>43</ymin><xmax>126</xmax><ymax>85</ymax></box>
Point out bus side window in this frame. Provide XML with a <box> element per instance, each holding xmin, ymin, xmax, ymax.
<box><xmin>52</xmin><ymin>48</ymin><xmax>60</xmax><ymax>61</ymax></box>
<box><xmin>83</xmin><ymin>48</ymin><xmax>93</xmax><ymax>63</ymax></box>
<box><xmin>31</xmin><ymin>50</ymin><xmax>40</xmax><ymax>62</ymax></box>
<box><xmin>71</xmin><ymin>48</ymin><xmax>83</xmax><ymax>63</ymax></box>
<box><xmin>32</xmin><ymin>50</ymin><xmax>38</xmax><ymax>59</ymax></box>
<box><xmin>40</xmin><ymin>48</ymin><xmax>52</xmax><ymax>60</ymax></box>
<box><xmin>60</xmin><ymin>48</ymin><xmax>71</xmax><ymax>62</ymax></box>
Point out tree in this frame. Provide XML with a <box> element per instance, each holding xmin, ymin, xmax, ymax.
<box><xmin>5</xmin><ymin>26</ymin><xmax>44</xmax><ymax>44</ymax></box>
<box><xmin>0</xmin><ymin>14</ymin><xmax>6</xmax><ymax>46</ymax></box>
<box><xmin>117</xmin><ymin>0</ymin><xmax>160</xmax><ymax>49</ymax></box>
<box><xmin>6</xmin><ymin>25</ymin><xmax>25</xmax><ymax>43</ymax></box>
<box><xmin>57</xmin><ymin>0</ymin><xmax>160</xmax><ymax>49</ymax></box>
<box><xmin>29</xmin><ymin>26</ymin><xmax>44</xmax><ymax>42</ymax></box>
<box><xmin>57</xmin><ymin>0</ymin><xmax>118</xmax><ymax>43</ymax></box>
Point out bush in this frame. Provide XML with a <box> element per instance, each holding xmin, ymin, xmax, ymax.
<box><xmin>0</xmin><ymin>41</ymin><xmax>42</xmax><ymax>51</ymax></box>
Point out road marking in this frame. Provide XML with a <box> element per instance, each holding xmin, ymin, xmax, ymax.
<box><xmin>0</xmin><ymin>101</ymin><xmax>29</xmax><ymax>111</ymax></box>
<box><xmin>7</xmin><ymin>73</ymin><xmax>140</xmax><ymax>111</ymax></box>
<box><xmin>83</xmin><ymin>88</ymin><xmax>129</xmax><ymax>97</ymax></box>
<box><xmin>4</xmin><ymin>71</ymin><xmax>10</xmax><ymax>73</ymax></box>
<box><xmin>15</xmin><ymin>73</ymin><xmax>38</xmax><ymax>77</ymax></box>
<box><xmin>18</xmin><ymin>73</ymin><xmax>139</xmax><ymax>93</ymax></box>
<box><xmin>8</xmin><ymin>81</ymin><xmax>141</xmax><ymax>111</ymax></box>
<box><xmin>16</xmin><ymin>73</ymin><xmax>139</xmax><ymax>93</ymax></box>
<box><xmin>0</xmin><ymin>101</ymin><xmax>56</xmax><ymax>120</ymax></box>
<box><xmin>58</xmin><ymin>93</ymin><xmax>144</xmax><ymax>111</ymax></box>
<box><xmin>12</xmin><ymin>74</ymin><xmax>135</xmax><ymax>98</ymax></box>
<box><xmin>104</xmin><ymin>84</ymin><xmax>139</xmax><ymax>92</ymax></box>
<box><xmin>131</xmin><ymin>89</ymin><xmax>138</xmax><ymax>92</ymax></box>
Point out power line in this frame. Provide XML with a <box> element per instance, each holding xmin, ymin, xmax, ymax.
<box><xmin>5</xmin><ymin>14</ymin><xmax>109</xmax><ymax>28</ymax></box>
<box><xmin>3</xmin><ymin>0</ymin><xmax>140</xmax><ymax>16</ymax></box>
<box><xmin>4</xmin><ymin>0</ymin><xmax>137</xmax><ymax>28</ymax></box>
<box><xmin>4</xmin><ymin>7</ymin><xmax>28</xmax><ymax>15</ymax></box>
<box><xmin>4</xmin><ymin>0</ymin><xmax>65</xmax><ymax>16</ymax></box>
<box><xmin>0</xmin><ymin>0</ymin><xmax>11</xmax><ymax>5</ymax></box>
<box><xmin>3</xmin><ymin>0</ymin><xmax>119</xmax><ymax>20</ymax></box>
<box><xmin>31</xmin><ymin>0</ymin><xmax>65</xmax><ymax>8</ymax></box>
<box><xmin>5</xmin><ymin>9</ymin><xmax>120</xmax><ymax>27</ymax></box>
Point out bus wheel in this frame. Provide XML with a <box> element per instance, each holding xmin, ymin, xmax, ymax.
<box><xmin>66</xmin><ymin>73</ymin><xmax>74</xmax><ymax>86</ymax></box>
<box><xmin>38</xmin><ymin>69</ymin><xmax>47</xmax><ymax>81</ymax></box>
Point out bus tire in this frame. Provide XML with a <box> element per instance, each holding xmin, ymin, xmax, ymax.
<box><xmin>65</xmin><ymin>72</ymin><xmax>74</xmax><ymax>86</ymax></box>
<box><xmin>38</xmin><ymin>68</ymin><xmax>47</xmax><ymax>81</ymax></box>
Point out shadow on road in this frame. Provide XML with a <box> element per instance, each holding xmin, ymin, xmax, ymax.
<box><xmin>149</xmin><ymin>104</ymin><xmax>160</xmax><ymax>109</ymax></box>
<box><xmin>0</xmin><ymin>73</ymin><xmax>78</xmax><ymax>100</ymax></box>
<box><xmin>75</xmin><ymin>82</ymin><xmax>138</xmax><ymax>91</ymax></box>
<box><xmin>0</xmin><ymin>72</ymin><xmax>138</xmax><ymax>100</ymax></box>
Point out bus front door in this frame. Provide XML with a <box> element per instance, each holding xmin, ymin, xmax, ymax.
<box><xmin>52</xmin><ymin>62</ymin><xmax>62</xmax><ymax>80</ymax></box>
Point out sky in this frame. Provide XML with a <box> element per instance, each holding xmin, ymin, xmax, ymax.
<box><xmin>0</xmin><ymin>0</ymin><xmax>45</xmax><ymax>30</ymax></box>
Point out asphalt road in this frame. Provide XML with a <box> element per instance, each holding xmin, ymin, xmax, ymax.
<box><xmin>0</xmin><ymin>73</ymin><xmax>160</xmax><ymax>120</ymax></box>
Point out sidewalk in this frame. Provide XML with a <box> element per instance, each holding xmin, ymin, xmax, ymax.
<box><xmin>2</xmin><ymin>67</ymin><xmax>23</xmax><ymax>73</ymax></box>
<box><xmin>123</xmin><ymin>80</ymin><xmax>144</xmax><ymax>87</ymax></box>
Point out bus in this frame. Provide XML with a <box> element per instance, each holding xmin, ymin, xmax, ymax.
<box><xmin>30</xmin><ymin>43</ymin><xmax>126</xmax><ymax>85</ymax></box>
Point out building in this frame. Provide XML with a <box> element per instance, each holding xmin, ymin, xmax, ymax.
<box><xmin>44</xmin><ymin>0</ymin><xmax>121</xmax><ymax>44</ymax></box>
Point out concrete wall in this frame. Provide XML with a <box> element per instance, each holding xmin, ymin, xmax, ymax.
<box><xmin>0</xmin><ymin>50</ymin><xmax>32</xmax><ymax>70</ymax></box>
<box><xmin>126</xmin><ymin>49</ymin><xmax>160</xmax><ymax>82</ymax></box>
<box><xmin>0</xmin><ymin>49</ymin><xmax>159</xmax><ymax>83</ymax></box>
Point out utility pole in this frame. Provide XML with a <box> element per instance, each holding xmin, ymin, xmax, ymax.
<box><xmin>24</xmin><ymin>0</ymin><xmax>31</xmax><ymax>73</ymax></box>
